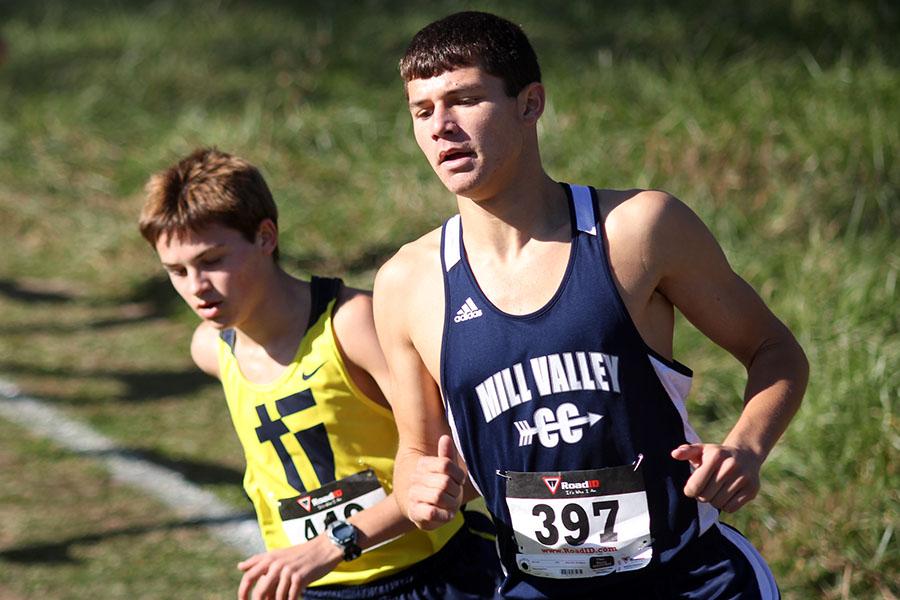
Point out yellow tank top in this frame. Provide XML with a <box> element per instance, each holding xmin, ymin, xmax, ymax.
<box><xmin>217</xmin><ymin>277</ymin><xmax>462</xmax><ymax>586</ymax></box>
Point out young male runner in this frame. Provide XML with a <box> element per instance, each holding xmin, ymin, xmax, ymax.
<box><xmin>139</xmin><ymin>148</ymin><xmax>500</xmax><ymax>600</ymax></box>
<box><xmin>374</xmin><ymin>11</ymin><xmax>808</xmax><ymax>599</ymax></box>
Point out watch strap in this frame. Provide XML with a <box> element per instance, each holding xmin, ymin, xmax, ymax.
<box><xmin>326</xmin><ymin>520</ymin><xmax>362</xmax><ymax>562</ymax></box>
<box><xmin>341</xmin><ymin>540</ymin><xmax>362</xmax><ymax>561</ymax></box>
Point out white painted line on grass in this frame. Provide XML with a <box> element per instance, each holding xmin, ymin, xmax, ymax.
<box><xmin>0</xmin><ymin>378</ymin><xmax>265</xmax><ymax>556</ymax></box>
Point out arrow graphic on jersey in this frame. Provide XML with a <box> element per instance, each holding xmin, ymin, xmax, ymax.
<box><xmin>453</xmin><ymin>297</ymin><xmax>483</xmax><ymax>323</ymax></box>
<box><xmin>514</xmin><ymin>402</ymin><xmax>603</xmax><ymax>448</ymax></box>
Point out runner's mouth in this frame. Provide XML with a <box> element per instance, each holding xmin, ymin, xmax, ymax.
<box><xmin>439</xmin><ymin>149</ymin><xmax>476</xmax><ymax>164</ymax></box>
<box><xmin>197</xmin><ymin>300</ymin><xmax>222</xmax><ymax>313</ymax></box>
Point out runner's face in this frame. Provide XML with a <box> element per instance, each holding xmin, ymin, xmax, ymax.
<box><xmin>407</xmin><ymin>66</ymin><xmax>525</xmax><ymax>200</ymax></box>
<box><xmin>155</xmin><ymin>223</ymin><xmax>270</xmax><ymax>329</ymax></box>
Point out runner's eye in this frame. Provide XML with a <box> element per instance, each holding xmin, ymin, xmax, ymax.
<box><xmin>201</xmin><ymin>256</ymin><xmax>222</xmax><ymax>267</ymax></box>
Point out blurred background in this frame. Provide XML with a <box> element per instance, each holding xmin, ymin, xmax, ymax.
<box><xmin>0</xmin><ymin>0</ymin><xmax>896</xmax><ymax>598</ymax></box>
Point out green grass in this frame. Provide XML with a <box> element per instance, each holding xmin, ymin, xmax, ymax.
<box><xmin>0</xmin><ymin>419</ymin><xmax>243</xmax><ymax>600</ymax></box>
<box><xmin>0</xmin><ymin>0</ymin><xmax>897</xmax><ymax>597</ymax></box>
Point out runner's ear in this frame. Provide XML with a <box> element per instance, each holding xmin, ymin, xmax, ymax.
<box><xmin>255</xmin><ymin>218</ymin><xmax>278</xmax><ymax>255</ymax></box>
<box><xmin>518</xmin><ymin>82</ymin><xmax>545</xmax><ymax>125</ymax></box>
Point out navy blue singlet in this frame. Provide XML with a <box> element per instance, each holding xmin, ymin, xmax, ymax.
<box><xmin>439</xmin><ymin>185</ymin><xmax>778</xmax><ymax>599</ymax></box>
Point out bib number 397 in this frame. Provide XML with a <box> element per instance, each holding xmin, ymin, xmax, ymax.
<box><xmin>504</xmin><ymin>465</ymin><xmax>653</xmax><ymax>579</ymax></box>
<box><xmin>531</xmin><ymin>499</ymin><xmax>619</xmax><ymax>545</ymax></box>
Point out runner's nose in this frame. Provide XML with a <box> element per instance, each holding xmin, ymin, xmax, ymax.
<box><xmin>188</xmin><ymin>268</ymin><xmax>211</xmax><ymax>296</ymax></box>
<box><xmin>431</xmin><ymin>105</ymin><xmax>458</xmax><ymax>139</ymax></box>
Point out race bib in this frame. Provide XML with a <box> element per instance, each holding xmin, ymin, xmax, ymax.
<box><xmin>504</xmin><ymin>464</ymin><xmax>652</xmax><ymax>579</ymax></box>
<box><xmin>278</xmin><ymin>469</ymin><xmax>386</xmax><ymax>546</ymax></box>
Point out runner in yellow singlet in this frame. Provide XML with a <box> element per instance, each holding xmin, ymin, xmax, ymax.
<box><xmin>139</xmin><ymin>148</ymin><xmax>500</xmax><ymax>600</ymax></box>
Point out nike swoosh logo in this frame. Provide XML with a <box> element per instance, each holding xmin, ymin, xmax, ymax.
<box><xmin>302</xmin><ymin>362</ymin><xmax>326</xmax><ymax>381</ymax></box>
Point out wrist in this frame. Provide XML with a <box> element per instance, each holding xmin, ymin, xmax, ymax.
<box><xmin>723</xmin><ymin>430</ymin><xmax>769</xmax><ymax>461</ymax></box>
<box><xmin>723</xmin><ymin>440</ymin><xmax>767</xmax><ymax>471</ymax></box>
<box><xmin>325</xmin><ymin>520</ymin><xmax>362</xmax><ymax>561</ymax></box>
<box><xmin>315</xmin><ymin>531</ymin><xmax>345</xmax><ymax>566</ymax></box>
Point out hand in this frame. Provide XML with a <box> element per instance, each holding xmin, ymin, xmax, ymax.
<box><xmin>671</xmin><ymin>443</ymin><xmax>762</xmax><ymax>513</ymax></box>
<box><xmin>237</xmin><ymin>534</ymin><xmax>343</xmax><ymax>600</ymax></box>
<box><xmin>407</xmin><ymin>435</ymin><xmax>466</xmax><ymax>530</ymax></box>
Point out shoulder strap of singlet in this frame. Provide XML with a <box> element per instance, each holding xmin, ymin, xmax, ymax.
<box><xmin>217</xmin><ymin>277</ymin><xmax>342</xmax><ymax>353</ymax></box>
<box><xmin>442</xmin><ymin>214</ymin><xmax>462</xmax><ymax>272</ymax></box>
<box><xmin>219</xmin><ymin>328</ymin><xmax>237</xmax><ymax>352</ymax></box>
<box><xmin>308</xmin><ymin>276</ymin><xmax>342</xmax><ymax>330</ymax></box>
<box><xmin>569</xmin><ymin>184</ymin><xmax>598</xmax><ymax>236</ymax></box>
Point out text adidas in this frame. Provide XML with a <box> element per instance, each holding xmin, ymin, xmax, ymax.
<box><xmin>454</xmin><ymin>297</ymin><xmax>483</xmax><ymax>323</ymax></box>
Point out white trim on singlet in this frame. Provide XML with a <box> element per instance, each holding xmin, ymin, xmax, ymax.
<box><xmin>570</xmin><ymin>184</ymin><xmax>598</xmax><ymax>236</ymax></box>
<box><xmin>446</xmin><ymin>401</ymin><xmax>483</xmax><ymax>496</ymax></box>
<box><xmin>718</xmin><ymin>523</ymin><xmax>780</xmax><ymax>599</ymax></box>
<box><xmin>443</xmin><ymin>214</ymin><xmax>462</xmax><ymax>271</ymax></box>
<box><xmin>648</xmin><ymin>355</ymin><xmax>719</xmax><ymax>535</ymax></box>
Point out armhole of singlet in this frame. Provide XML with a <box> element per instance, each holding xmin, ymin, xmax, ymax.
<box><xmin>438</xmin><ymin>216</ymin><xmax>459</xmax><ymax>412</ymax></box>
<box><xmin>219</xmin><ymin>328</ymin><xmax>237</xmax><ymax>355</ymax></box>
<box><xmin>438</xmin><ymin>215</ymin><xmax>483</xmax><ymax>495</ymax></box>
<box><xmin>591</xmin><ymin>187</ymin><xmax>692</xmax><ymax>377</ymax></box>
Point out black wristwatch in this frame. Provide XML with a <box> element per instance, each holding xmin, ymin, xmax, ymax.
<box><xmin>326</xmin><ymin>520</ymin><xmax>362</xmax><ymax>561</ymax></box>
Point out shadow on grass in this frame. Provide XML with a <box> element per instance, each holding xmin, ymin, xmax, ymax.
<box><xmin>0</xmin><ymin>279</ymin><xmax>75</xmax><ymax>304</ymax></box>
<box><xmin>0</xmin><ymin>275</ymin><xmax>185</xmax><ymax>335</ymax></box>
<box><xmin>0</xmin><ymin>514</ymin><xmax>253</xmax><ymax>565</ymax></box>
<box><xmin>0</xmin><ymin>360</ymin><xmax>216</xmax><ymax>404</ymax></box>
<box><xmin>119</xmin><ymin>447</ymin><xmax>244</xmax><ymax>487</ymax></box>
<box><xmin>118</xmin><ymin>274</ymin><xmax>183</xmax><ymax>313</ymax></box>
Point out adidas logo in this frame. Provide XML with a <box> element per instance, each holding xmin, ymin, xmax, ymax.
<box><xmin>453</xmin><ymin>297</ymin><xmax>483</xmax><ymax>323</ymax></box>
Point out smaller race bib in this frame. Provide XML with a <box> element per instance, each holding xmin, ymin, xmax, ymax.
<box><xmin>278</xmin><ymin>469</ymin><xmax>386</xmax><ymax>546</ymax></box>
<box><xmin>504</xmin><ymin>464</ymin><xmax>653</xmax><ymax>579</ymax></box>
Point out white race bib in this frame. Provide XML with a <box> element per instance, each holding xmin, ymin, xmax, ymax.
<box><xmin>278</xmin><ymin>469</ymin><xmax>386</xmax><ymax>546</ymax></box>
<box><xmin>504</xmin><ymin>464</ymin><xmax>653</xmax><ymax>579</ymax></box>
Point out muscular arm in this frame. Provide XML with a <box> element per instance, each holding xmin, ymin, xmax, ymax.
<box><xmin>373</xmin><ymin>249</ymin><xmax>470</xmax><ymax>528</ymax></box>
<box><xmin>330</xmin><ymin>286</ymin><xmax>423</xmax><ymax>545</ymax></box>
<box><xmin>611</xmin><ymin>192</ymin><xmax>808</xmax><ymax>511</ymax></box>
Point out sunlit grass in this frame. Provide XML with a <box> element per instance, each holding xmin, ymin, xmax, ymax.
<box><xmin>0</xmin><ymin>0</ymin><xmax>896</xmax><ymax>597</ymax></box>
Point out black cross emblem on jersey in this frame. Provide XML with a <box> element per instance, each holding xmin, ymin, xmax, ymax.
<box><xmin>254</xmin><ymin>389</ymin><xmax>336</xmax><ymax>493</ymax></box>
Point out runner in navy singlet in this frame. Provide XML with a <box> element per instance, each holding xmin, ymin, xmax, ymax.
<box><xmin>374</xmin><ymin>11</ymin><xmax>808</xmax><ymax>599</ymax></box>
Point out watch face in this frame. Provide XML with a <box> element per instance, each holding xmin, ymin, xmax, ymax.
<box><xmin>327</xmin><ymin>520</ymin><xmax>361</xmax><ymax>561</ymax></box>
<box><xmin>331</xmin><ymin>522</ymin><xmax>355</xmax><ymax>543</ymax></box>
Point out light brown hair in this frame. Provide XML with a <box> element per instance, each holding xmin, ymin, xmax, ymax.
<box><xmin>139</xmin><ymin>148</ymin><xmax>279</xmax><ymax>261</ymax></box>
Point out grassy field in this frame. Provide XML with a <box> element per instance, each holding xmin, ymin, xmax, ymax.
<box><xmin>0</xmin><ymin>0</ymin><xmax>897</xmax><ymax>598</ymax></box>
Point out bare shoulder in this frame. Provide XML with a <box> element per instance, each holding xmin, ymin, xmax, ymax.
<box><xmin>374</xmin><ymin>227</ymin><xmax>443</xmax><ymax>294</ymax></box>
<box><xmin>332</xmin><ymin>284</ymin><xmax>375</xmax><ymax>333</ymax></box>
<box><xmin>331</xmin><ymin>282</ymin><xmax>392</xmax><ymax>408</ymax></box>
<box><xmin>600</xmin><ymin>188</ymin><xmax>693</xmax><ymax>234</ymax></box>
<box><xmin>599</xmin><ymin>188</ymin><xmax>715</xmax><ymax>268</ymax></box>
<box><xmin>373</xmin><ymin>227</ymin><xmax>446</xmax><ymax>374</ymax></box>
<box><xmin>190</xmin><ymin>321</ymin><xmax>221</xmax><ymax>379</ymax></box>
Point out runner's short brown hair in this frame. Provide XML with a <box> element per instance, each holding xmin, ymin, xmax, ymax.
<box><xmin>139</xmin><ymin>148</ymin><xmax>279</xmax><ymax>261</ymax></box>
